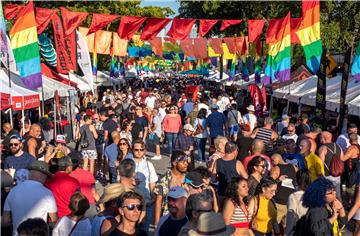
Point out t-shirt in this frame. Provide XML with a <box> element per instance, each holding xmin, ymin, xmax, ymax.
<box><xmin>4</xmin><ymin>180</ymin><xmax>57</xmax><ymax>235</ymax></box>
<box><xmin>70</xmin><ymin>168</ymin><xmax>96</xmax><ymax>204</ymax></box>
<box><xmin>305</xmin><ymin>153</ymin><xmax>325</xmax><ymax>181</ymax></box>
<box><xmin>52</xmin><ymin>216</ymin><xmax>92</xmax><ymax>236</ymax></box>
<box><xmin>152</xmin><ymin>115</ymin><xmax>162</xmax><ymax>137</ymax></box>
<box><xmin>4</xmin><ymin>152</ymin><xmax>35</xmax><ymax>170</ymax></box>
<box><xmin>108</xmin><ymin>228</ymin><xmax>148</xmax><ymax>236</ymax></box>
<box><xmin>135</xmin><ymin>116</ymin><xmax>149</xmax><ymax>132</ymax></box>
<box><xmin>155</xmin><ymin>214</ymin><xmax>188</xmax><ymax>236</ymax></box>
<box><xmin>145</xmin><ymin>96</ymin><xmax>157</xmax><ymax>109</ymax></box>
<box><xmin>103</xmin><ymin>118</ymin><xmax>118</xmax><ymax>145</ymax></box>
<box><xmin>206</xmin><ymin>111</ymin><xmax>227</xmax><ymax>138</ymax></box>
<box><xmin>44</xmin><ymin>172</ymin><xmax>80</xmax><ymax>217</ymax></box>
<box><xmin>104</xmin><ymin>143</ymin><xmax>119</xmax><ymax>168</ymax></box>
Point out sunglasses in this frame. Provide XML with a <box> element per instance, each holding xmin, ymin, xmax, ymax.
<box><xmin>133</xmin><ymin>148</ymin><xmax>145</xmax><ymax>152</ymax></box>
<box><xmin>196</xmin><ymin>209</ymin><xmax>213</xmax><ymax>213</ymax></box>
<box><xmin>9</xmin><ymin>143</ymin><xmax>20</xmax><ymax>147</ymax></box>
<box><xmin>119</xmin><ymin>142</ymin><xmax>128</xmax><ymax>146</ymax></box>
<box><xmin>122</xmin><ymin>204</ymin><xmax>143</xmax><ymax>211</ymax></box>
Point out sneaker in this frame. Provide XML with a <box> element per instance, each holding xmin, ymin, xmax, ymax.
<box><xmin>151</xmin><ymin>155</ymin><xmax>162</xmax><ymax>160</ymax></box>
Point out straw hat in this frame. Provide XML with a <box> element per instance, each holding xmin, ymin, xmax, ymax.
<box><xmin>97</xmin><ymin>183</ymin><xmax>127</xmax><ymax>204</ymax></box>
<box><xmin>188</xmin><ymin>212</ymin><xmax>235</xmax><ymax>236</ymax></box>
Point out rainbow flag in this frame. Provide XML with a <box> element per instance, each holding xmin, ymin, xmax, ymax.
<box><xmin>254</xmin><ymin>58</ymin><xmax>262</xmax><ymax>83</ymax></box>
<box><xmin>241</xmin><ymin>57</ymin><xmax>249</xmax><ymax>82</ymax></box>
<box><xmin>9</xmin><ymin>1</ymin><xmax>42</xmax><ymax>90</ymax></box>
<box><xmin>0</xmin><ymin>1</ymin><xmax>8</xmax><ymax>54</ymax></box>
<box><xmin>296</xmin><ymin>0</ymin><xmax>322</xmax><ymax>74</ymax></box>
<box><xmin>110</xmin><ymin>54</ymin><xmax>119</xmax><ymax>78</ymax></box>
<box><xmin>119</xmin><ymin>56</ymin><xmax>126</xmax><ymax>76</ymax></box>
<box><xmin>92</xmin><ymin>51</ymin><xmax>97</xmax><ymax>76</ymax></box>
<box><xmin>264</xmin><ymin>12</ymin><xmax>291</xmax><ymax>85</ymax></box>
<box><xmin>351</xmin><ymin>40</ymin><xmax>360</xmax><ymax>81</ymax></box>
<box><xmin>229</xmin><ymin>56</ymin><xmax>236</xmax><ymax>81</ymax></box>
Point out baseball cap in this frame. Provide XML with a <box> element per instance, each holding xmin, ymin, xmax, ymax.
<box><xmin>167</xmin><ymin>186</ymin><xmax>188</xmax><ymax>199</ymax></box>
<box><xmin>57</xmin><ymin>156</ymin><xmax>73</xmax><ymax>168</ymax></box>
<box><xmin>55</xmin><ymin>135</ymin><xmax>66</xmax><ymax>144</ymax></box>
<box><xmin>10</xmin><ymin>134</ymin><xmax>23</xmax><ymax>142</ymax></box>
<box><xmin>28</xmin><ymin>161</ymin><xmax>52</xmax><ymax>176</ymax></box>
<box><xmin>183</xmin><ymin>124</ymin><xmax>195</xmax><ymax>132</ymax></box>
<box><xmin>185</xmin><ymin>171</ymin><xmax>205</xmax><ymax>188</ymax></box>
<box><xmin>210</xmin><ymin>104</ymin><xmax>219</xmax><ymax>110</ymax></box>
<box><xmin>282</xmin><ymin>114</ymin><xmax>289</xmax><ymax>120</ymax></box>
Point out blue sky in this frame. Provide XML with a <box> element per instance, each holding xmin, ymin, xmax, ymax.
<box><xmin>140</xmin><ymin>0</ymin><xmax>180</xmax><ymax>16</ymax></box>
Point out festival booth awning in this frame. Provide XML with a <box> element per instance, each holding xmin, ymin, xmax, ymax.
<box><xmin>348</xmin><ymin>94</ymin><xmax>360</xmax><ymax>116</ymax></box>
<box><xmin>0</xmin><ymin>69</ymin><xmax>40</xmax><ymax>110</ymax></box>
<box><xmin>94</xmin><ymin>71</ymin><xmax>123</xmax><ymax>87</ymax></box>
<box><xmin>204</xmin><ymin>70</ymin><xmax>229</xmax><ymax>83</ymax></box>
<box><xmin>230</xmin><ymin>73</ymin><xmax>270</xmax><ymax>89</ymax></box>
<box><xmin>273</xmin><ymin>76</ymin><xmax>318</xmax><ymax>102</ymax></box>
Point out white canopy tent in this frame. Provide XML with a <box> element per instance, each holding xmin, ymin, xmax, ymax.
<box><xmin>348</xmin><ymin>94</ymin><xmax>360</xmax><ymax>116</ymax></box>
<box><xmin>204</xmin><ymin>70</ymin><xmax>229</xmax><ymax>82</ymax></box>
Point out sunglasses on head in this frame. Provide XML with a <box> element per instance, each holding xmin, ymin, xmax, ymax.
<box><xmin>175</xmin><ymin>155</ymin><xmax>189</xmax><ymax>162</ymax></box>
<box><xmin>122</xmin><ymin>204</ymin><xmax>143</xmax><ymax>211</ymax></box>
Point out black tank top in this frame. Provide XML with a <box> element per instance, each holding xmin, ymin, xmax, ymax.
<box><xmin>274</xmin><ymin>163</ymin><xmax>297</xmax><ymax>205</ymax></box>
<box><xmin>216</xmin><ymin>158</ymin><xmax>240</xmax><ymax>196</ymax></box>
<box><xmin>23</xmin><ymin>135</ymin><xmax>42</xmax><ymax>158</ymax></box>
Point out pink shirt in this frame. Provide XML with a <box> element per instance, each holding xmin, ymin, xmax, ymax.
<box><xmin>162</xmin><ymin>114</ymin><xmax>182</xmax><ymax>133</ymax></box>
<box><xmin>70</xmin><ymin>168</ymin><xmax>96</xmax><ymax>204</ymax></box>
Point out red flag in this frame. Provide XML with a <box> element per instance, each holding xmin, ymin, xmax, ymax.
<box><xmin>208</xmin><ymin>38</ymin><xmax>223</xmax><ymax>54</ymax></box>
<box><xmin>193</xmin><ymin>38</ymin><xmax>207</xmax><ymax>59</ymax></box>
<box><xmin>220</xmin><ymin>19</ymin><xmax>242</xmax><ymax>31</ymax></box>
<box><xmin>148</xmin><ymin>37</ymin><xmax>163</xmax><ymax>56</ymax></box>
<box><xmin>118</xmin><ymin>16</ymin><xmax>146</xmax><ymax>40</ymax></box>
<box><xmin>4</xmin><ymin>3</ymin><xmax>23</xmax><ymax>20</ymax></box>
<box><xmin>224</xmin><ymin>37</ymin><xmax>236</xmax><ymax>54</ymax></box>
<box><xmin>165</xmin><ymin>37</ymin><xmax>177</xmax><ymax>44</ymax></box>
<box><xmin>235</xmin><ymin>36</ymin><xmax>248</xmax><ymax>55</ymax></box>
<box><xmin>261</xmin><ymin>84</ymin><xmax>267</xmax><ymax>112</ymax></box>
<box><xmin>64</xmin><ymin>31</ymin><xmax>77</xmax><ymax>71</ymax></box>
<box><xmin>180</xmin><ymin>39</ymin><xmax>195</xmax><ymax>58</ymax></box>
<box><xmin>199</xmin><ymin>19</ymin><xmax>218</xmax><ymax>37</ymax></box>
<box><xmin>291</xmin><ymin>18</ymin><xmax>301</xmax><ymax>44</ymax></box>
<box><xmin>35</xmin><ymin>8</ymin><xmax>57</xmax><ymax>34</ymax></box>
<box><xmin>167</xmin><ymin>18</ymin><xmax>196</xmax><ymax>40</ymax></box>
<box><xmin>248</xmin><ymin>19</ymin><xmax>266</xmax><ymax>43</ymax></box>
<box><xmin>60</xmin><ymin>7</ymin><xmax>88</xmax><ymax>36</ymax></box>
<box><xmin>52</xmin><ymin>13</ymin><xmax>69</xmax><ymax>74</ymax></box>
<box><xmin>248</xmin><ymin>84</ymin><xmax>262</xmax><ymax>116</ymax></box>
<box><xmin>87</xmin><ymin>13</ymin><xmax>119</xmax><ymax>35</ymax></box>
<box><xmin>141</xmin><ymin>18</ymin><xmax>170</xmax><ymax>40</ymax></box>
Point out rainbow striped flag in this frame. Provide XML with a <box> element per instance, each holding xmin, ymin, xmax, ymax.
<box><xmin>296</xmin><ymin>0</ymin><xmax>322</xmax><ymax>74</ymax></box>
<box><xmin>229</xmin><ymin>56</ymin><xmax>236</xmax><ymax>81</ymax></box>
<box><xmin>264</xmin><ymin>12</ymin><xmax>291</xmax><ymax>85</ymax></box>
<box><xmin>92</xmin><ymin>51</ymin><xmax>97</xmax><ymax>76</ymax></box>
<box><xmin>254</xmin><ymin>57</ymin><xmax>262</xmax><ymax>83</ymax></box>
<box><xmin>9</xmin><ymin>1</ymin><xmax>42</xmax><ymax>90</ymax></box>
<box><xmin>110</xmin><ymin>54</ymin><xmax>119</xmax><ymax>78</ymax></box>
<box><xmin>351</xmin><ymin>41</ymin><xmax>360</xmax><ymax>81</ymax></box>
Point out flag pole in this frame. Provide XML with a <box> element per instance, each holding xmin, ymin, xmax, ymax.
<box><xmin>6</xmin><ymin>51</ymin><xmax>13</xmax><ymax>127</ymax></box>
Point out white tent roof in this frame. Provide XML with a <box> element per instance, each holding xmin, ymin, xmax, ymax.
<box><xmin>204</xmin><ymin>70</ymin><xmax>229</xmax><ymax>82</ymax></box>
<box><xmin>93</xmin><ymin>71</ymin><xmax>123</xmax><ymax>87</ymax></box>
<box><xmin>273</xmin><ymin>76</ymin><xmax>318</xmax><ymax>102</ymax></box>
<box><xmin>41</xmin><ymin>75</ymin><xmax>74</xmax><ymax>100</ymax></box>
<box><xmin>0</xmin><ymin>69</ymin><xmax>39</xmax><ymax>97</ymax></box>
<box><xmin>348</xmin><ymin>94</ymin><xmax>360</xmax><ymax>116</ymax></box>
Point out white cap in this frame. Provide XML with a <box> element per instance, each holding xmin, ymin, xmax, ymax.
<box><xmin>167</xmin><ymin>186</ymin><xmax>188</xmax><ymax>199</ymax></box>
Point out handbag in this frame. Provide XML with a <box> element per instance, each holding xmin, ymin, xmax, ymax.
<box><xmin>79</xmin><ymin>126</ymin><xmax>89</xmax><ymax>149</ymax></box>
<box><xmin>193</xmin><ymin>119</ymin><xmax>204</xmax><ymax>136</ymax></box>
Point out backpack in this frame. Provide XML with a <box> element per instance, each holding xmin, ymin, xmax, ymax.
<box><xmin>324</xmin><ymin>143</ymin><xmax>344</xmax><ymax>177</ymax></box>
<box><xmin>294</xmin><ymin>210</ymin><xmax>311</xmax><ymax>236</ymax></box>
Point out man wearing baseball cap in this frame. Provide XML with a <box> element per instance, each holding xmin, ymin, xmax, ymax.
<box><xmin>155</xmin><ymin>186</ymin><xmax>189</xmax><ymax>236</ymax></box>
<box><xmin>2</xmin><ymin>161</ymin><xmax>58</xmax><ymax>235</ymax></box>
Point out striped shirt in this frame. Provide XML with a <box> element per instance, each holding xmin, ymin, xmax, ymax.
<box><xmin>255</xmin><ymin>127</ymin><xmax>274</xmax><ymax>153</ymax></box>
<box><xmin>230</xmin><ymin>204</ymin><xmax>252</xmax><ymax>225</ymax></box>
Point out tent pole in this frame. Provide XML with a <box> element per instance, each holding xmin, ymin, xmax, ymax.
<box><xmin>7</xmin><ymin>51</ymin><xmax>13</xmax><ymax>127</ymax></box>
<box><xmin>54</xmin><ymin>98</ymin><xmax>57</xmax><ymax>139</ymax></box>
<box><xmin>41</xmin><ymin>86</ymin><xmax>45</xmax><ymax>117</ymax></box>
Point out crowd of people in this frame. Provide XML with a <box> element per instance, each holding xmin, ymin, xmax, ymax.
<box><xmin>1</xmin><ymin>77</ymin><xmax>360</xmax><ymax>236</ymax></box>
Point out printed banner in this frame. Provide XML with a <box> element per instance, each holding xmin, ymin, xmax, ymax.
<box><xmin>52</xmin><ymin>13</ymin><xmax>69</xmax><ymax>74</ymax></box>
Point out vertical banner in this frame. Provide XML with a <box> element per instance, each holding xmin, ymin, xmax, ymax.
<box><xmin>52</xmin><ymin>13</ymin><xmax>69</xmax><ymax>74</ymax></box>
<box><xmin>76</xmin><ymin>30</ymin><xmax>94</xmax><ymax>92</ymax></box>
<box><xmin>64</xmin><ymin>31</ymin><xmax>77</xmax><ymax>71</ymax></box>
<box><xmin>315</xmin><ymin>48</ymin><xmax>327</xmax><ymax>118</ymax></box>
<box><xmin>338</xmin><ymin>48</ymin><xmax>352</xmax><ymax>135</ymax></box>
<box><xmin>248</xmin><ymin>84</ymin><xmax>263</xmax><ymax>117</ymax></box>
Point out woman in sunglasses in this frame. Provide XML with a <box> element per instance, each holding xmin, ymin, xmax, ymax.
<box><xmin>109</xmin><ymin>191</ymin><xmax>147</xmax><ymax>236</ymax></box>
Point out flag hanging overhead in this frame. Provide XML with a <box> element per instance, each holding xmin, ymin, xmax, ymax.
<box><xmin>167</xmin><ymin>18</ymin><xmax>196</xmax><ymax>40</ymax></box>
<box><xmin>296</xmin><ymin>0</ymin><xmax>322</xmax><ymax>74</ymax></box>
<box><xmin>9</xmin><ymin>1</ymin><xmax>42</xmax><ymax>90</ymax></box>
<box><xmin>199</xmin><ymin>19</ymin><xmax>218</xmax><ymax>37</ymax></box>
<box><xmin>351</xmin><ymin>40</ymin><xmax>360</xmax><ymax>81</ymax></box>
<box><xmin>87</xmin><ymin>13</ymin><xmax>119</xmax><ymax>35</ymax></box>
<box><xmin>264</xmin><ymin>12</ymin><xmax>291</xmax><ymax>85</ymax></box>
<box><xmin>220</xmin><ymin>19</ymin><xmax>242</xmax><ymax>31</ymax></box>
<box><xmin>140</xmin><ymin>18</ymin><xmax>170</xmax><ymax>40</ymax></box>
<box><xmin>118</xmin><ymin>16</ymin><xmax>146</xmax><ymax>40</ymax></box>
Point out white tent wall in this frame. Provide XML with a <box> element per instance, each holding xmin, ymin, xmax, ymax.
<box><xmin>348</xmin><ymin>94</ymin><xmax>360</xmax><ymax>116</ymax></box>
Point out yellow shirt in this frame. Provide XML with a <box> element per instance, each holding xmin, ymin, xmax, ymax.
<box><xmin>305</xmin><ymin>153</ymin><xmax>325</xmax><ymax>181</ymax></box>
<box><xmin>254</xmin><ymin>195</ymin><xmax>277</xmax><ymax>233</ymax></box>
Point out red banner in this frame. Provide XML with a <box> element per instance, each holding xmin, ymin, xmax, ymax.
<box><xmin>193</xmin><ymin>38</ymin><xmax>207</xmax><ymax>59</ymax></box>
<box><xmin>235</xmin><ymin>36</ymin><xmax>248</xmax><ymax>55</ymax></box>
<box><xmin>220</xmin><ymin>19</ymin><xmax>242</xmax><ymax>31</ymax></box>
<box><xmin>52</xmin><ymin>13</ymin><xmax>69</xmax><ymax>74</ymax></box>
<box><xmin>248</xmin><ymin>19</ymin><xmax>266</xmax><ymax>43</ymax></box>
<box><xmin>64</xmin><ymin>32</ymin><xmax>77</xmax><ymax>71</ymax></box>
<box><xmin>224</xmin><ymin>37</ymin><xmax>236</xmax><ymax>54</ymax></box>
<box><xmin>209</xmin><ymin>38</ymin><xmax>223</xmax><ymax>55</ymax></box>
<box><xmin>87</xmin><ymin>13</ymin><xmax>119</xmax><ymax>35</ymax></box>
<box><xmin>118</xmin><ymin>16</ymin><xmax>146</xmax><ymax>40</ymax></box>
<box><xmin>60</xmin><ymin>7</ymin><xmax>88</xmax><ymax>36</ymax></box>
<box><xmin>180</xmin><ymin>39</ymin><xmax>195</xmax><ymax>58</ymax></box>
<box><xmin>35</xmin><ymin>7</ymin><xmax>56</xmax><ymax>34</ymax></box>
<box><xmin>261</xmin><ymin>84</ymin><xmax>267</xmax><ymax>112</ymax></box>
<box><xmin>148</xmin><ymin>37</ymin><xmax>163</xmax><ymax>56</ymax></box>
<box><xmin>199</xmin><ymin>19</ymin><xmax>218</xmax><ymax>37</ymax></box>
<box><xmin>167</xmin><ymin>18</ymin><xmax>196</xmax><ymax>40</ymax></box>
<box><xmin>4</xmin><ymin>3</ymin><xmax>23</xmax><ymax>20</ymax></box>
<box><xmin>248</xmin><ymin>84</ymin><xmax>263</xmax><ymax>116</ymax></box>
<box><xmin>141</xmin><ymin>18</ymin><xmax>171</xmax><ymax>40</ymax></box>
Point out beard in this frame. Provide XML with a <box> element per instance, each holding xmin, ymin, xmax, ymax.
<box><xmin>10</xmin><ymin>148</ymin><xmax>20</xmax><ymax>155</ymax></box>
